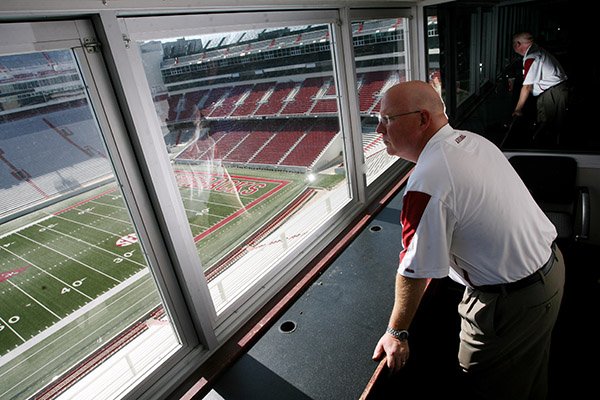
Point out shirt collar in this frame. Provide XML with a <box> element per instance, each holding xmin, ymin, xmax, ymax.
<box><xmin>418</xmin><ymin>123</ymin><xmax>453</xmax><ymax>161</ymax></box>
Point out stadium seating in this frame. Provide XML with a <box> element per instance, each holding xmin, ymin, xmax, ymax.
<box><xmin>255</xmin><ymin>81</ymin><xmax>296</xmax><ymax>116</ymax></box>
<box><xmin>0</xmin><ymin>106</ymin><xmax>113</xmax><ymax>218</ymax></box>
<box><xmin>210</xmin><ymin>84</ymin><xmax>253</xmax><ymax>118</ymax></box>
<box><xmin>227</xmin><ymin>131</ymin><xmax>275</xmax><ymax>163</ymax></box>
<box><xmin>230</xmin><ymin>82</ymin><xmax>275</xmax><ymax>117</ymax></box>
<box><xmin>0</xmin><ymin>66</ymin><xmax>396</xmax><ymax>216</ymax></box>
<box><xmin>281</xmin><ymin>78</ymin><xmax>324</xmax><ymax>115</ymax></box>
<box><xmin>163</xmin><ymin>68</ymin><xmax>400</xmax><ymax>170</ymax></box>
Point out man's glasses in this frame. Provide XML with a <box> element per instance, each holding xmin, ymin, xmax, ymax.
<box><xmin>378</xmin><ymin>110</ymin><xmax>421</xmax><ymax>125</ymax></box>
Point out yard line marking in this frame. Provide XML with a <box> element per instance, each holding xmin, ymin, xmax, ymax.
<box><xmin>179</xmin><ymin>188</ymin><xmax>255</xmax><ymax>205</ymax></box>
<box><xmin>1</xmin><ymin>246</ymin><xmax>94</xmax><ymax>301</ymax></box>
<box><xmin>184</xmin><ymin>210</ymin><xmax>228</xmax><ymax>221</ymax></box>
<box><xmin>71</xmin><ymin>207</ymin><xmax>131</xmax><ymax>225</ymax></box>
<box><xmin>35</xmin><ymin>224</ymin><xmax>147</xmax><ymax>268</ymax></box>
<box><xmin>193</xmin><ymin>181</ymin><xmax>286</xmax><ymax>242</ymax></box>
<box><xmin>0</xmin><ymin>270</ymin><xmax>149</xmax><ymax>383</ymax></box>
<box><xmin>88</xmin><ymin>200</ymin><xmax>126</xmax><ymax>210</ymax></box>
<box><xmin>0</xmin><ymin>214</ymin><xmax>54</xmax><ymax>240</ymax></box>
<box><xmin>0</xmin><ymin>316</ymin><xmax>26</xmax><ymax>343</ymax></box>
<box><xmin>7</xmin><ymin>280</ymin><xmax>62</xmax><ymax>320</ymax></box>
<box><xmin>53</xmin><ymin>188</ymin><xmax>116</xmax><ymax>215</ymax></box>
<box><xmin>180</xmin><ymin>192</ymin><xmax>258</xmax><ymax>210</ymax></box>
<box><xmin>51</xmin><ymin>213</ymin><xmax>124</xmax><ymax>238</ymax></box>
<box><xmin>187</xmin><ymin>221</ymin><xmax>210</xmax><ymax>230</ymax></box>
<box><xmin>15</xmin><ymin>233</ymin><xmax>121</xmax><ymax>284</ymax></box>
<box><xmin>0</xmin><ymin>285</ymin><xmax>159</xmax><ymax>397</ymax></box>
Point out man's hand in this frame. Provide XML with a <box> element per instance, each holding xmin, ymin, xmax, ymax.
<box><xmin>372</xmin><ymin>333</ymin><xmax>410</xmax><ymax>374</ymax></box>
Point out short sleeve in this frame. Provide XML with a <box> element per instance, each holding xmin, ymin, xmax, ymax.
<box><xmin>398</xmin><ymin>190</ymin><xmax>453</xmax><ymax>279</ymax></box>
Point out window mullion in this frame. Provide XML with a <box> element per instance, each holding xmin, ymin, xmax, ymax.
<box><xmin>93</xmin><ymin>11</ymin><xmax>218</xmax><ymax>349</ymax></box>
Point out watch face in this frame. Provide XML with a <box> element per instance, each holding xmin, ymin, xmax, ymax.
<box><xmin>387</xmin><ymin>327</ymin><xmax>409</xmax><ymax>341</ymax></box>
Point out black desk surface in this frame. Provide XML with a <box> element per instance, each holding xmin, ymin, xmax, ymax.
<box><xmin>202</xmin><ymin>177</ymin><xmax>600</xmax><ymax>400</ymax></box>
<box><xmin>205</xmin><ymin>187</ymin><xmax>465</xmax><ymax>400</ymax></box>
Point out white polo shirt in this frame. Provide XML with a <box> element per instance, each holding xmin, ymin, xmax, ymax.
<box><xmin>398</xmin><ymin>124</ymin><xmax>557</xmax><ymax>287</ymax></box>
<box><xmin>522</xmin><ymin>43</ymin><xmax>567</xmax><ymax>96</ymax></box>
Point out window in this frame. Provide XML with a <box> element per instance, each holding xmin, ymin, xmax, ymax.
<box><xmin>349</xmin><ymin>14</ymin><xmax>413</xmax><ymax>186</ymax></box>
<box><xmin>0</xmin><ymin>8</ymin><xmax>421</xmax><ymax>399</ymax></box>
<box><xmin>0</xmin><ymin>22</ymin><xmax>179</xmax><ymax>400</ymax></box>
<box><xmin>426</xmin><ymin>14</ymin><xmax>443</xmax><ymax>101</ymax></box>
<box><xmin>124</xmin><ymin>12</ymin><xmax>353</xmax><ymax>318</ymax></box>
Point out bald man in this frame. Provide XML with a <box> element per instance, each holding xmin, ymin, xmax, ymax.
<box><xmin>372</xmin><ymin>81</ymin><xmax>564</xmax><ymax>400</ymax></box>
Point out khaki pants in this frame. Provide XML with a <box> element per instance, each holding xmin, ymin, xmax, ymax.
<box><xmin>535</xmin><ymin>82</ymin><xmax>570</xmax><ymax>145</ymax></box>
<box><xmin>458</xmin><ymin>247</ymin><xmax>565</xmax><ymax>400</ymax></box>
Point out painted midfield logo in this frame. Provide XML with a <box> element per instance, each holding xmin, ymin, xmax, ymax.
<box><xmin>116</xmin><ymin>233</ymin><xmax>138</xmax><ymax>247</ymax></box>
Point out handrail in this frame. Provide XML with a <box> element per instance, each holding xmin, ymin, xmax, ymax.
<box><xmin>359</xmin><ymin>359</ymin><xmax>388</xmax><ymax>400</ymax></box>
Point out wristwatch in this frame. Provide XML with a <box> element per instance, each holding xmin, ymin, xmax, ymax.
<box><xmin>386</xmin><ymin>327</ymin><xmax>409</xmax><ymax>341</ymax></box>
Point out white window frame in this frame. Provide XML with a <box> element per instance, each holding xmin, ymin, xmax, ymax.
<box><xmin>0</xmin><ymin>19</ymin><xmax>207</xmax><ymax>400</ymax></box>
<box><xmin>0</xmin><ymin>5</ymin><xmax>425</xmax><ymax>397</ymax></box>
<box><xmin>344</xmin><ymin>7</ymin><xmax>418</xmax><ymax>201</ymax></box>
<box><xmin>107</xmin><ymin>9</ymin><xmax>368</xmax><ymax>337</ymax></box>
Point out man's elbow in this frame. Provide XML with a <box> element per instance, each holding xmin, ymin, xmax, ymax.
<box><xmin>522</xmin><ymin>84</ymin><xmax>533</xmax><ymax>94</ymax></box>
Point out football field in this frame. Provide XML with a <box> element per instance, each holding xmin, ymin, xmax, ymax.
<box><xmin>0</xmin><ymin>187</ymin><xmax>148</xmax><ymax>356</ymax></box>
<box><xmin>0</xmin><ymin>166</ymin><xmax>304</xmax><ymax>358</ymax></box>
<box><xmin>0</xmin><ymin>165</ymin><xmax>318</xmax><ymax>400</ymax></box>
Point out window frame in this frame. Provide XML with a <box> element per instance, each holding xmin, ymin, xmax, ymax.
<box><xmin>0</xmin><ymin>19</ymin><xmax>203</xmax><ymax>399</ymax></box>
<box><xmin>110</xmin><ymin>9</ymin><xmax>367</xmax><ymax>336</ymax></box>
<box><xmin>345</xmin><ymin>7</ymin><xmax>417</xmax><ymax>200</ymax></box>
<box><xmin>109</xmin><ymin>8</ymin><xmax>422</xmax><ymax>396</ymax></box>
<box><xmin>0</xmin><ymin>5</ymin><xmax>423</xmax><ymax>397</ymax></box>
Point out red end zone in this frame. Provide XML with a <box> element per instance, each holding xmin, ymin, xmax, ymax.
<box><xmin>174</xmin><ymin>170</ymin><xmax>291</xmax><ymax>242</ymax></box>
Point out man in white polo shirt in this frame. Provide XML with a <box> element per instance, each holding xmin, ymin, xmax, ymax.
<box><xmin>512</xmin><ymin>31</ymin><xmax>569</xmax><ymax>146</ymax></box>
<box><xmin>372</xmin><ymin>80</ymin><xmax>564</xmax><ymax>400</ymax></box>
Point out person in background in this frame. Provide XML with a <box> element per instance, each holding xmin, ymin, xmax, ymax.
<box><xmin>372</xmin><ymin>80</ymin><xmax>564</xmax><ymax>400</ymax></box>
<box><xmin>512</xmin><ymin>31</ymin><xmax>569</xmax><ymax>146</ymax></box>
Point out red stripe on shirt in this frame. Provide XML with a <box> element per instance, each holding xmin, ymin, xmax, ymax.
<box><xmin>399</xmin><ymin>191</ymin><xmax>431</xmax><ymax>264</ymax></box>
<box><xmin>523</xmin><ymin>58</ymin><xmax>534</xmax><ymax>79</ymax></box>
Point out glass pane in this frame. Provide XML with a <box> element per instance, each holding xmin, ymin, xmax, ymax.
<box><xmin>455</xmin><ymin>10</ymin><xmax>473</xmax><ymax>106</ymax></box>
<box><xmin>138</xmin><ymin>23</ymin><xmax>351</xmax><ymax>314</ymax></box>
<box><xmin>426</xmin><ymin>14</ymin><xmax>443</xmax><ymax>100</ymax></box>
<box><xmin>351</xmin><ymin>18</ymin><xmax>412</xmax><ymax>186</ymax></box>
<box><xmin>0</xmin><ymin>49</ymin><xmax>179</xmax><ymax>399</ymax></box>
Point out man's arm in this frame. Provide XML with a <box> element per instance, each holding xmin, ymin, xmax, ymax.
<box><xmin>372</xmin><ymin>274</ymin><xmax>429</xmax><ymax>373</ymax></box>
<box><xmin>513</xmin><ymin>84</ymin><xmax>533</xmax><ymax>116</ymax></box>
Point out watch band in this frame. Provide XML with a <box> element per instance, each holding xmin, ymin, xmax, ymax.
<box><xmin>386</xmin><ymin>327</ymin><xmax>409</xmax><ymax>341</ymax></box>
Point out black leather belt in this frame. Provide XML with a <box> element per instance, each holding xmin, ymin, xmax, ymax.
<box><xmin>475</xmin><ymin>244</ymin><xmax>557</xmax><ymax>294</ymax></box>
<box><xmin>544</xmin><ymin>80</ymin><xmax>568</xmax><ymax>93</ymax></box>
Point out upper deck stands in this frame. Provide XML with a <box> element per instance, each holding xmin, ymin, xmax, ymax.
<box><xmin>230</xmin><ymin>82</ymin><xmax>273</xmax><ymax>117</ymax></box>
<box><xmin>254</xmin><ymin>82</ymin><xmax>296</xmax><ymax>116</ymax></box>
<box><xmin>174</xmin><ymin>118</ymin><xmax>343</xmax><ymax>168</ymax></box>
<box><xmin>0</xmin><ymin>106</ymin><xmax>112</xmax><ymax>219</ymax></box>
<box><xmin>281</xmin><ymin>78</ymin><xmax>324</xmax><ymax>115</ymax></box>
<box><xmin>164</xmin><ymin>70</ymin><xmax>397</xmax><ymax>125</ymax></box>
<box><xmin>0</xmin><ymin>62</ymin><xmax>396</xmax><ymax>219</ymax></box>
<box><xmin>209</xmin><ymin>85</ymin><xmax>253</xmax><ymax>118</ymax></box>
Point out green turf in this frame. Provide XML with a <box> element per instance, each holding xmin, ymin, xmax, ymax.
<box><xmin>0</xmin><ymin>165</ymin><xmax>342</xmax><ymax>399</ymax></box>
